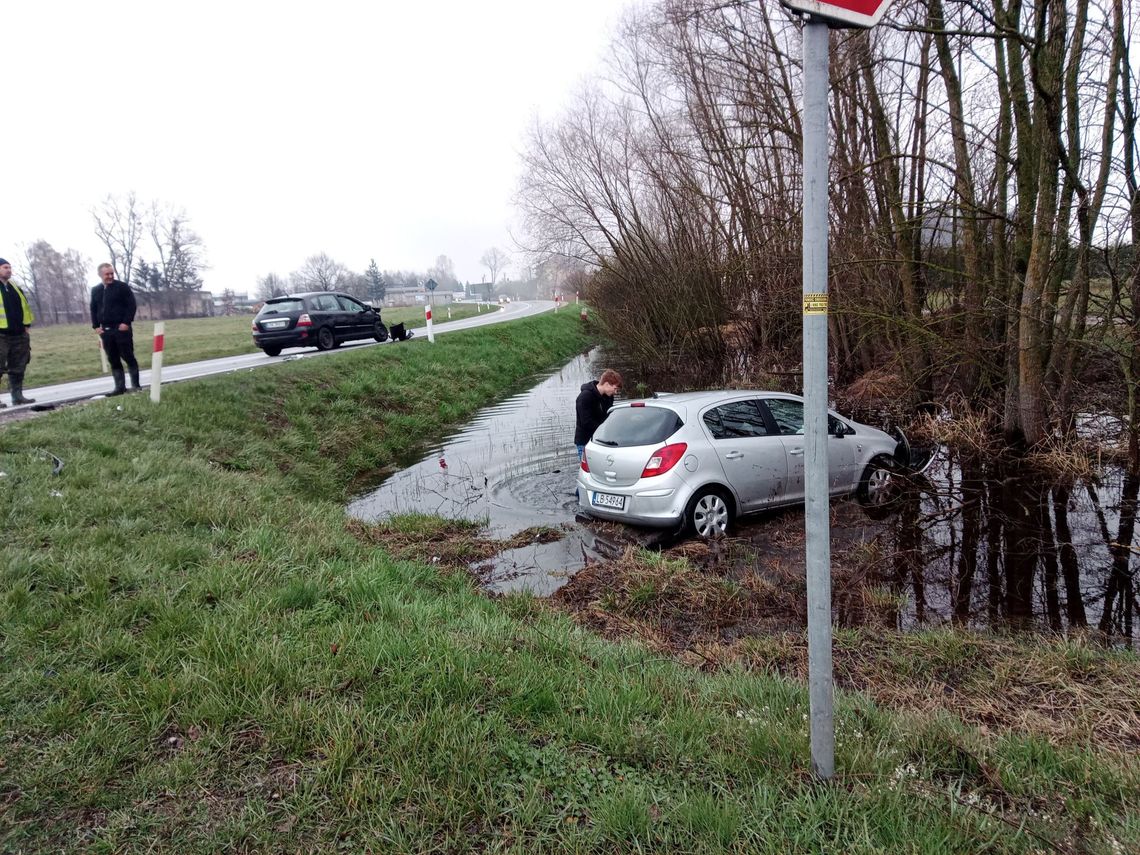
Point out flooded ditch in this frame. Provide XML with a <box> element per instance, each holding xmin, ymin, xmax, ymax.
<box><xmin>347</xmin><ymin>352</ymin><xmax>1139</xmax><ymax>645</ymax></box>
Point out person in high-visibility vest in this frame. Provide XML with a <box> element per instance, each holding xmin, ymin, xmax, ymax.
<box><xmin>0</xmin><ymin>258</ymin><xmax>36</xmax><ymax>407</ymax></box>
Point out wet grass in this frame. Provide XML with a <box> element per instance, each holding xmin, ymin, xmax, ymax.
<box><xmin>21</xmin><ymin>304</ymin><xmax>484</xmax><ymax>388</ymax></box>
<box><xmin>0</xmin><ymin>310</ymin><xmax>1137</xmax><ymax>852</ymax></box>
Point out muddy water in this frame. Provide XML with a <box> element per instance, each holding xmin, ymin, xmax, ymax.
<box><xmin>348</xmin><ymin>353</ymin><xmax>1139</xmax><ymax>641</ymax></box>
<box><xmin>347</xmin><ymin>350</ymin><xmax>649</xmax><ymax>595</ymax></box>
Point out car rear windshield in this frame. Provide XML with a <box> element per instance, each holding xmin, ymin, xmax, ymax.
<box><xmin>592</xmin><ymin>406</ymin><xmax>683</xmax><ymax>447</ymax></box>
<box><xmin>258</xmin><ymin>299</ymin><xmax>304</xmax><ymax>316</ymax></box>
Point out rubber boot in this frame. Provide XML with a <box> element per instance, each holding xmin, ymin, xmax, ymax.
<box><xmin>107</xmin><ymin>369</ymin><xmax>127</xmax><ymax>397</ymax></box>
<box><xmin>9</xmin><ymin>374</ymin><xmax>35</xmax><ymax>405</ymax></box>
<box><xmin>129</xmin><ymin>365</ymin><xmax>141</xmax><ymax>391</ymax></box>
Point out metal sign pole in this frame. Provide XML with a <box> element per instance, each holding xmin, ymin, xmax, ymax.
<box><xmin>802</xmin><ymin>17</ymin><xmax>834</xmax><ymax>780</ymax></box>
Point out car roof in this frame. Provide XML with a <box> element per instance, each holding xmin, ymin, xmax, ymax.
<box><xmin>266</xmin><ymin>291</ymin><xmax>357</xmax><ymax>301</ymax></box>
<box><xmin>620</xmin><ymin>390</ymin><xmax>804</xmax><ymax>410</ymax></box>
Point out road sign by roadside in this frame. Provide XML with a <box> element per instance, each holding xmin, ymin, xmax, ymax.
<box><xmin>425</xmin><ymin>278</ymin><xmax>438</xmax><ymax>291</ymax></box>
<box><xmin>780</xmin><ymin>0</ymin><xmax>889</xmax><ymax>28</ymax></box>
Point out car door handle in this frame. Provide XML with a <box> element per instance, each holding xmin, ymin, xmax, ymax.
<box><xmin>788</xmin><ymin>448</ymin><xmax>805</xmax><ymax>456</ymax></box>
<box><xmin>724</xmin><ymin>451</ymin><xmax>744</xmax><ymax>460</ymax></box>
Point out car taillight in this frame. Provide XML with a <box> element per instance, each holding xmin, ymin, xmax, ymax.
<box><xmin>580</xmin><ymin>455</ymin><xmax>590</xmax><ymax>472</ymax></box>
<box><xmin>641</xmin><ymin>442</ymin><xmax>687</xmax><ymax>478</ymax></box>
<box><xmin>297</xmin><ymin>313</ymin><xmax>312</xmax><ymax>327</ymax></box>
<box><xmin>251</xmin><ymin>320</ymin><xmax>257</xmax><ymax>332</ymax></box>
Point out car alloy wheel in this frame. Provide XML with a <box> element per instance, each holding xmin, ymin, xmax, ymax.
<box><xmin>858</xmin><ymin>457</ymin><xmax>894</xmax><ymax>506</ymax></box>
<box><xmin>689</xmin><ymin>489</ymin><xmax>730</xmax><ymax>538</ymax></box>
<box><xmin>317</xmin><ymin>326</ymin><xmax>335</xmax><ymax>350</ymax></box>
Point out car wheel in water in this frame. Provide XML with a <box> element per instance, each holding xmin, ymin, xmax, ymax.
<box><xmin>858</xmin><ymin>456</ymin><xmax>895</xmax><ymax>506</ymax></box>
<box><xmin>687</xmin><ymin>488</ymin><xmax>731</xmax><ymax>538</ymax></box>
<box><xmin>374</xmin><ymin>322</ymin><xmax>389</xmax><ymax>342</ymax></box>
<box><xmin>317</xmin><ymin>326</ymin><xmax>335</xmax><ymax>350</ymax></box>
<box><xmin>262</xmin><ymin>346</ymin><xmax>282</xmax><ymax>357</ymax></box>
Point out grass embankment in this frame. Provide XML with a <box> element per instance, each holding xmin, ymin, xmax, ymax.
<box><xmin>23</xmin><ymin>304</ymin><xmax>484</xmax><ymax>388</ymax></box>
<box><xmin>1</xmin><ymin>312</ymin><xmax>1136</xmax><ymax>852</ymax></box>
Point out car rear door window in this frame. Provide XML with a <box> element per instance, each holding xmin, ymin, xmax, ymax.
<box><xmin>592</xmin><ymin>406</ymin><xmax>683</xmax><ymax>447</ymax></box>
<box><xmin>703</xmin><ymin>400</ymin><xmax>768</xmax><ymax>439</ymax></box>
<box><xmin>314</xmin><ymin>294</ymin><xmax>340</xmax><ymax>312</ymax></box>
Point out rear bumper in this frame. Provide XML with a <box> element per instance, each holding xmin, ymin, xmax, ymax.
<box><xmin>575</xmin><ymin>472</ymin><xmax>686</xmax><ymax>527</ymax></box>
<box><xmin>253</xmin><ymin>330</ymin><xmax>310</xmax><ymax>348</ymax></box>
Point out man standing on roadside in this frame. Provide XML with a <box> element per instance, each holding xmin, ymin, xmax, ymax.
<box><xmin>0</xmin><ymin>257</ymin><xmax>36</xmax><ymax>407</ymax></box>
<box><xmin>574</xmin><ymin>368</ymin><xmax>623</xmax><ymax>460</ymax></box>
<box><xmin>90</xmin><ymin>263</ymin><xmax>139</xmax><ymax>396</ymax></box>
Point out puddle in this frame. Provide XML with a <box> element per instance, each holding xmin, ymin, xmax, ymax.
<box><xmin>347</xmin><ymin>350</ymin><xmax>658</xmax><ymax>593</ymax></box>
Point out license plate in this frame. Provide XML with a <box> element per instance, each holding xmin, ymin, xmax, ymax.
<box><xmin>263</xmin><ymin>319</ymin><xmax>289</xmax><ymax>329</ymax></box>
<box><xmin>592</xmin><ymin>491</ymin><xmax>625</xmax><ymax>510</ymax></box>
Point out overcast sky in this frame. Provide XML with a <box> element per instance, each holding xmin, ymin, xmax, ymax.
<box><xmin>2</xmin><ymin>0</ymin><xmax>625</xmax><ymax>295</ymax></box>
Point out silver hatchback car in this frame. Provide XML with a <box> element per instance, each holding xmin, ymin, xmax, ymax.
<box><xmin>576</xmin><ymin>391</ymin><xmax>903</xmax><ymax>537</ymax></box>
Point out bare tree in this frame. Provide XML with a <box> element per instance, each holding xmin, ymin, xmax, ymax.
<box><xmin>429</xmin><ymin>254</ymin><xmax>459</xmax><ymax>290</ymax></box>
<box><xmin>256</xmin><ymin>273</ymin><xmax>289</xmax><ymax>300</ymax></box>
<box><xmin>92</xmin><ymin>192</ymin><xmax>143</xmax><ymax>286</ymax></box>
<box><xmin>480</xmin><ymin>247</ymin><xmax>509</xmax><ymax>289</ymax></box>
<box><xmin>147</xmin><ymin>202</ymin><xmax>206</xmax><ymax>292</ymax></box>
<box><xmin>20</xmin><ymin>240</ymin><xmax>89</xmax><ymax>325</ymax></box>
<box><xmin>291</xmin><ymin>252</ymin><xmax>349</xmax><ymax>292</ymax></box>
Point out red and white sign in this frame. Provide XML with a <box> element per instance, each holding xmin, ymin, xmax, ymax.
<box><xmin>780</xmin><ymin>0</ymin><xmax>890</xmax><ymax>28</ymax></box>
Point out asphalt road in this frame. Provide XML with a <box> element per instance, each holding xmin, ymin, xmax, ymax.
<box><xmin>2</xmin><ymin>300</ymin><xmax>562</xmax><ymax>412</ymax></box>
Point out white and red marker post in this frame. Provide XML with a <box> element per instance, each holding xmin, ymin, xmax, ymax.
<box><xmin>425</xmin><ymin>304</ymin><xmax>435</xmax><ymax>343</ymax></box>
<box><xmin>150</xmin><ymin>321</ymin><xmax>165</xmax><ymax>403</ymax></box>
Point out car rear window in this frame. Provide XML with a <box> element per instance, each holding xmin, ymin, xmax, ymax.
<box><xmin>592</xmin><ymin>406</ymin><xmax>683</xmax><ymax>447</ymax></box>
<box><xmin>258</xmin><ymin>299</ymin><xmax>304</xmax><ymax>315</ymax></box>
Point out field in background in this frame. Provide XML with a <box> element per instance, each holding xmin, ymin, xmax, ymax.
<box><xmin>21</xmin><ymin>304</ymin><xmax>484</xmax><ymax>389</ymax></box>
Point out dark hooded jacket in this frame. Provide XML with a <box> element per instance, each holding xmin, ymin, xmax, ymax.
<box><xmin>574</xmin><ymin>380</ymin><xmax>615</xmax><ymax>445</ymax></box>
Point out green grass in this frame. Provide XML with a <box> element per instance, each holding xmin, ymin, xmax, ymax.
<box><xmin>22</xmin><ymin>304</ymin><xmax>484</xmax><ymax>388</ymax></box>
<box><xmin>0</xmin><ymin>311</ymin><xmax>1136</xmax><ymax>852</ymax></box>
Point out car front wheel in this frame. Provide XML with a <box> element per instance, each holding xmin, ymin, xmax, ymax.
<box><xmin>857</xmin><ymin>456</ymin><xmax>895</xmax><ymax>506</ymax></box>
<box><xmin>687</xmin><ymin>488</ymin><xmax>732</xmax><ymax>538</ymax></box>
<box><xmin>317</xmin><ymin>326</ymin><xmax>336</xmax><ymax>350</ymax></box>
<box><xmin>373</xmin><ymin>322</ymin><xmax>389</xmax><ymax>342</ymax></box>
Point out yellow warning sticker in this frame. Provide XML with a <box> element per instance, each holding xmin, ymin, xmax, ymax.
<box><xmin>803</xmin><ymin>293</ymin><xmax>828</xmax><ymax>314</ymax></box>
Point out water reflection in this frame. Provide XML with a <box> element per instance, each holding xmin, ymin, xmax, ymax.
<box><xmin>882</xmin><ymin>451</ymin><xmax>1138</xmax><ymax>643</ymax></box>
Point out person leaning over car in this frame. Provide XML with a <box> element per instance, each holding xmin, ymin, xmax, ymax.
<box><xmin>0</xmin><ymin>257</ymin><xmax>36</xmax><ymax>407</ymax></box>
<box><xmin>90</xmin><ymin>263</ymin><xmax>140</xmax><ymax>396</ymax></box>
<box><xmin>574</xmin><ymin>368</ymin><xmax>623</xmax><ymax>460</ymax></box>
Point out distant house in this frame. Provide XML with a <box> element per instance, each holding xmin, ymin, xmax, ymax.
<box><xmin>134</xmin><ymin>290</ymin><xmax>215</xmax><ymax>320</ymax></box>
<box><xmin>382</xmin><ymin>285</ymin><xmax>428</xmax><ymax>307</ymax></box>
<box><xmin>211</xmin><ymin>293</ymin><xmax>260</xmax><ymax>315</ymax></box>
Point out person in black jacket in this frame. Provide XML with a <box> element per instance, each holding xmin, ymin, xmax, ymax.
<box><xmin>90</xmin><ymin>263</ymin><xmax>139</xmax><ymax>396</ymax></box>
<box><xmin>574</xmin><ymin>368</ymin><xmax>623</xmax><ymax>460</ymax></box>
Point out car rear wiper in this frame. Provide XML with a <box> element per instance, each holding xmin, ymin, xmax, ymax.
<box><xmin>594</xmin><ymin>439</ymin><xmax>619</xmax><ymax>446</ymax></box>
